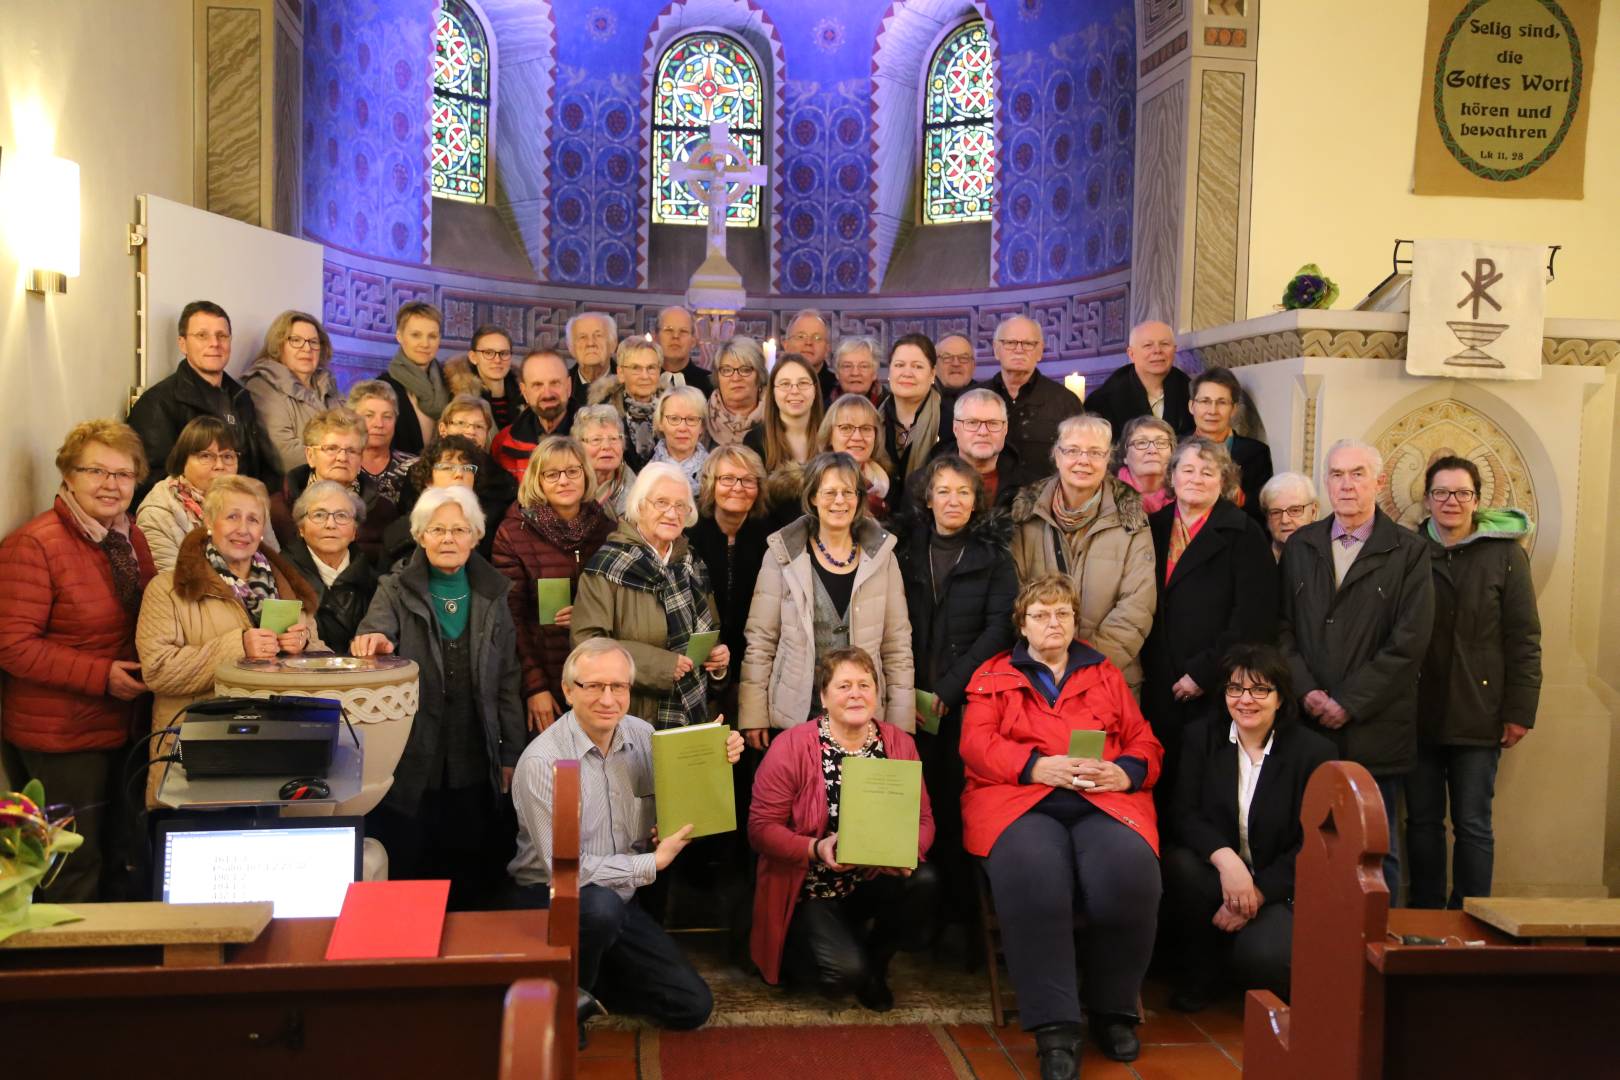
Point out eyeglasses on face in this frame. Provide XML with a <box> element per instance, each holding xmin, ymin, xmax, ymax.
<box><xmin>474</xmin><ymin>347</ymin><xmax>513</xmax><ymax>361</ymax></box>
<box><xmin>1055</xmin><ymin>445</ymin><xmax>1109</xmax><ymax>461</ymax></box>
<box><xmin>621</xmin><ymin>363</ymin><xmax>661</xmax><ymax>376</ymax></box>
<box><xmin>422</xmin><ymin>525</ymin><xmax>475</xmax><ymax>541</ymax></box>
<box><xmin>1428</xmin><ymin>488</ymin><xmax>1477</xmax><ymax>505</ymax></box>
<box><xmin>776</xmin><ymin>379</ymin><xmax>814</xmax><ymax>393</ymax></box>
<box><xmin>1024</xmin><ymin>608</ymin><xmax>1075</xmax><ymax>624</ymax></box>
<box><xmin>649</xmin><ymin>497</ymin><xmax>690</xmax><ymax>517</ymax></box>
<box><xmin>572</xmin><ymin>680</ymin><xmax>630</xmax><ymax>696</ymax></box>
<box><xmin>306</xmin><ymin>509</ymin><xmax>356</xmax><ymax>526</ymax></box>
<box><xmin>579</xmin><ymin>433</ymin><xmax>623</xmax><ymax>448</ymax></box>
<box><xmin>1128</xmin><ymin>438</ymin><xmax>1173</xmax><ymax>452</ymax></box>
<box><xmin>1266</xmin><ymin>504</ymin><xmax>1314</xmax><ymax>521</ymax></box>
<box><xmin>193</xmin><ymin>450</ymin><xmax>239</xmax><ymax>466</ymax></box>
<box><xmin>662</xmin><ymin>415</ymin><xmax>703</xmax><ymax>427</ymax></box>
<box><xmin>787</xmin><ymin>332</ymin><xmax>826</xmax><ymax>345</ymax></box>
<box><xmin>541</xmin><ymin>466</ymin><xmax>585</xmax><ymax>483</ymax></box>
<box><xmin>817</xmin><ymin>488</ymin><xmax>858</xmax><ymax>505</ymax></box>
<box><xmin>187</xmin><ymin>330</ymin><xmax>232</xmax><ymax>343</ymax></box>
<box><xmin>432</xmin><ymin>462</ymin><xmax>479</xmax><ymax>476</ymax></box>
<box><xmin>937</xmin><ymin>352</ymin><xmax>974</xmax><ymax>364</ymax></box>
<box><xmin>1224</xmin><ymin>683</ymin><xmax>1276</xmax><ymax>700</ymax></box>
<box><xmin>73</xmin><ymin>465</ymin><xmax>138</xmax><ymax>485</ymax></box>
<box><xmin>716</xmin><ymin>475</ymin><xmax>759</xmax><ymax>491</ymax></box>
<box><xmin>957</xmin><ymin>418</ymin><xmax>1006</xmax><ymax>433</ymax></box>
<box><xmin>315</xmin><ymin>444</ymin><xmax>362</xmax><ymax>458</ymax></box>
<box><xmin>998</xmin><ymin>339</ymin><xmax>1041</xmax><ymax>352</ymax></box>
<box><xmin>444</xmin><ymin>419</ymin><xmax>488</xmax><ymax>434</ymax></box>
<box><xmin>286</xmin><ymin>335</ymin><xmax>321</xmax><ymax>352</ymax></box>
<box><xmin>716</xmin><ymin>365</ymin><xmax>754</xmax><ymax>379</ymax></box>
<box><xmin>1192</xmin><ymin>396</ymin><xmax>1234</xmax><ymax>409</ymax></box>
<box><xmin>833</xmin><ymin>423</ymin><xmax>877</xmax><ymax>438</ymax></box>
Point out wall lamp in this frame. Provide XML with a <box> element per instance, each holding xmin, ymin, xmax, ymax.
<box><xmin>0</xmin><ymin>147</ymin><xmax>80</xmax><ymax>295</ymax></box>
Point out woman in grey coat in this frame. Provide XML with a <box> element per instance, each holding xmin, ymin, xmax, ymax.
<box><xmin>351</xmin><ymin>485</ymin><xmax>524</xmax><ymax>909</ymax></box>
<box><xmin>243</xmin><ymin>310</ymin><xmax>344</xmax><ymax>473</ymax></box>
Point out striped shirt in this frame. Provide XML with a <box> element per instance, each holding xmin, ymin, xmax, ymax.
<box><xmin>507</xmin><ymin>709</ymin><xmax>658</xmax><ymax>899</ymax></box>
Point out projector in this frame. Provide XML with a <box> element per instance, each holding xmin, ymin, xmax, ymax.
<box><xmin>180</xmin><ymin>696</ymin><xmax>341</xmax><ymax>778</ymax></box>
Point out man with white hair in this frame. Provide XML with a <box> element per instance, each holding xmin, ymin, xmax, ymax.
<box><xmin>656</xmin><ymin>305</ymin><xmax>712</xmax><ymax>396</ymax></box>
<box><xmin>935</xmin><ymin>333</ymin><xmax>978</xmax><ymax>392</ymax></box>
<box><xmin>1084</xmin><ymin>320</ymin><xmax>1194</xmax><ymax>439</ymax></box>
<box><xmin>507</xmin><ymin>638</ymin><xmax>744</xmax><ymax>1046</ymax></box>
<box><xmin>834</xmin><ymin>336</ymin><xmax>883</xmax><ymax>406</ymax></box>
<box><xmin>1277</xmin><ymin>439</ymin><xmax>1434</xmax><ymax>900</ymax></box>
<box><xmin>783</xmin><ymin>309</ymin><xmax>839</xmax><ymax>401</ymax></box>
<box><xmin>1258</xmin><ymin>471</ymin><xmax>1318</xmax><ymax>560</ymax></box>
<box><xmin>566</xmin><ymin>311</ymin><xmax>618</xmax><ymax>406</ymax></box>
<box><xmin>984</xmin><ymin>314</ymin><xmax>1083</xmax><ymax>477</ymax></box>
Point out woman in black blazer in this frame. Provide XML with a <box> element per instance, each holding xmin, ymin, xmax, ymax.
<box><xmin>1142</xmin><ymin>437</ymin><xmax>1279</xmax><ymax>806</ymax></box>
<box><xmin>1165</xmin><ymin>643</ymin><xmax>1335</xmax><ymax>1012</ymax></box>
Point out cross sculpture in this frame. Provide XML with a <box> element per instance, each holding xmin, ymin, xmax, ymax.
<box><xmin>670</xmin><ymin>122</ymin><xmax>766</xmax><ymax>261</ymax></box>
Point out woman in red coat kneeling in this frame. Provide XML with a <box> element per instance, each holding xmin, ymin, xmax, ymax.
<box><xmin>961</xmin><ymin>574</ymin><xmax>1164</xmax><ymax>1080</ymax></box>
<box><xmin>748</xmin><ymin>646</ymin><xmax>938</xmax><ymax>1012</ymax></box>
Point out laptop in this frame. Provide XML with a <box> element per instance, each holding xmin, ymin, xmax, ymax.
<box><xmin>154</xmin><ymin>815</ymin><xmax>364</xmax><ymax>918</ymax></box>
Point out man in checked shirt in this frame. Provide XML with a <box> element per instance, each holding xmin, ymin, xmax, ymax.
<box><xmin>507</xmin><ymin>637</ymin><xmax>744</xmax><ymax>1045</ymax></box>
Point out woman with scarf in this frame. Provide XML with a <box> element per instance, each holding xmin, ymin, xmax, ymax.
<box><xmin>649</xmin><ymin>386</ymin><xmax>710</xmax><ymax>498</ymax></box>
<box><xmin>877</xmin><ymin>334</ymin><xmax>947</xmax><ymax>489</ymax></box>
<box><xmin>379</xmin><ymin>301</ymin><xmax>451</xmax><ymax>455</ymax></box>
<box><xmin>589</xmin><ymin>337</ymin><xmax>671</xmax><ymax>473</ymax></box>
<box><xmin>572</xmin><ymin>462</ymin><xmax>729</xmax><ymax>728</ymax></box>
<box><xmin>242</xmin><ymin>309</ymin><xmax>344</xmax><ymax>473</ymax></box>
<box><xmin>135</xmin><ymin>415</ymin><xmax>240</xmax><ymax>571</ymax></box>
<box><xmin>1113</xmin><ymin>416</ymin><xmax>1177</xmax><ymax>515</ymax></box>
<box><xmin>0</xmin><ymin>420</ymin><xmax>158</xmax><ymax>901</ymax></box>
<box><xmin>492</xmin><ymin>436</ymin><xmax>616</xmax><ymax>733</ymax></box>
<box><xmin>707</xmin><ymin>337</ymin><xmax>767</xmax><ymax>448</ymax></box>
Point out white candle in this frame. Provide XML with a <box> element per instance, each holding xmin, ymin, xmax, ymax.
<box><xmin>1064</xmin><ymin>373</ymin><xmax>1086</xmax><ymax>401</ymax></box>
<box><xmin>763</xmin><ymin>337</ymin><xmax>777</xmax><ymax>371</ymax></box>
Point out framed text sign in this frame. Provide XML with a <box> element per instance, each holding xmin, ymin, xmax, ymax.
<box><xmin>1413</xmin><ymin>0</ymin><xmax>1602</xmax><ymax>198</ymax></box>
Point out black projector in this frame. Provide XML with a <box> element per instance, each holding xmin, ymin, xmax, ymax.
<box><xmin>180</xmin><ymin>696</ymin><xmax>341</xmax><ymax>778</ymax></box>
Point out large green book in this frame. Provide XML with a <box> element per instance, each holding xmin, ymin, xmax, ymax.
<box><xmin>651</xmin><ymin>722</ymin><xmax>736</xmax><ymax>840</ymax></box>
<box><xmin>536</xmin><ymin>578</ymin><xmax>570</xmax><ymax>625</ymax></box>
<box><xmin>835</xmin><ymin>757</ymin><xmax>921</xmax><ymax>869</ymax></box>
<box><xmin>1068</xmin><ymin>729</ymin><xmax>1106</xmax><ymax>760</ymax></box>
<box><xmin>259</xmin><ymin>599</ymin><xmax>303</xmax><ymax>634</ymax></box>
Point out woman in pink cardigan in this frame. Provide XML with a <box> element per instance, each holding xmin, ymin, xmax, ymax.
<box><xmin>747</xmin><ymin>646</ymin><xmax>937</xmax><ymax>1011</ymax></box>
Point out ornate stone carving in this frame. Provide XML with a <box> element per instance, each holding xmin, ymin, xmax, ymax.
<box><xmin>1543</xmin><ymin>337</ymin><xmax>1620</xmax><ymax>367</ymax></box>
<box><xmin>1193</xmin><ymin>327</ymin><xmax>1615</xmax><ymax>370</ymax></box>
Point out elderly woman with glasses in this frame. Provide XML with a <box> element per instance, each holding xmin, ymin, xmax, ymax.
<box><xmin>492</xmin><ymin>436</ymin><xmax>616</xmax><ymax>733</ymax></box>
<box><xmin>390</xmin><ymin>434</ymin><xmax>517</xmax><ymax>563</ymax></box>
<box><xmin>270</xmin><ymin>408</ymin><xmax>398</xmax><ymax>560</ymax></box>
<box><xmin>135</xmin><ymin>416</ymin><xmax>241</xmax><ymax>572</ymax></box>
<box><xmin>1258</xmin><ymin>472</ymin><xmax>1318</xmax><ymax>560</ymax></box>
<box><xmin>1010</xmin><ymin>415</ymin><xmax>1156</xmax><ymax>694</ymax></box>
<box><xmin>591</xmin><ymin>338</ymin><xmax>672</xmax><ymax>472</ymax></box>
<box><xmin>740</xmin><ymin>452</ymin><xmax>913</xmax><ymax>752</ymax></box>
<box><xmin>706</xmin><ymin>337</ymin><xmax>768</xmax><ymax>448</ymax></box>
<box><xmin>0</xmin><ymin>420</ymin><xmax>158</xmax><ymax>901</ymax></box>
<box><xmin>1113</xmin><ymin>416</ymin><xmax>1177</xmax><ymax>515</ymax></box>
<box><xmin>572</xmin><ymin>405</ymin><xmax>637</xmax><ymax>518</ymax></box>
<box><xmin>1143</xmin><ymin>437</ymin><xmax>1279</xmax><ymax>806</ymax></box>
<box><xmin>818</xmin><ymin>394</ymin><xmax>894</xmax><ymax>520</ymax></box>
<box><xmin>280</xmin><ymin>479</ymin><xmax>378</xmax><ymax>652</ymax></box>
<box><xmin>243</xmin><ymin>309</ymin><xmax>343</xmax><ymax>473</ymax></box>
<box><xmin>348</xmin><ymin>380</ymin><xmax>418</xmax><ymax>505</ymax></box>
<box><xmin>438</xmin><ymin>393</ymin><xmax>496</xmax><ymax>451</ymax></box>
<box><xmin>352</xmin><ymin>485</ymin><xmax>524</xmax><ymax>909</ymax></box>
<box><xmin>961</xmin><ymin>574</ymin><xmax>1164</xmax><ymax>1075</ymax></box>
<box><xmin>572</xmin><ymin>462</ymin><xmax>728</xmax><ymax>728</ymax></box>
<box><xmin>650</xmin><ymin>386</ymin><xmax>710</xmax><ymax>498</ymax></box>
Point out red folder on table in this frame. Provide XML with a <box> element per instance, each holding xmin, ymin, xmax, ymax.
<box><xmin>325</xmin><ymin>879</ymin><xmax>450</xmax><ymax>960</ymax></box>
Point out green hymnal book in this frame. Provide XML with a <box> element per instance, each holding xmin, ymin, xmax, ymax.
<box><xmin>259</xmin><ymin>599</ymin><xmax>303</xmax><ymax>634</ymax></box>
<box><xmin>1068</xmin><ymin>729</ymin><xmax>1106</xmax><ymax>760</ymax></box>
<box><xmin>685</xmin><ymin>629</ymin><xmax>720</xmax><ymax>665</ymax></box>
<box><xmin>652</xmin><ymin>722</ymin><xmax>735</xmax><ymax>840</ymax></box>
<box><xmin>536</xmin><ymin>579</ymin><xmax>571</xmax><ymax>625</ymax></box>
<box><xmin>836</xmin><ymin>757</ymin><xmax>921</xmax><ymax>869</ymax></box>
<box><xmin>915</xmin><ymin>690</ymin><xmax>941</xmax><ymax>736</ymax></box>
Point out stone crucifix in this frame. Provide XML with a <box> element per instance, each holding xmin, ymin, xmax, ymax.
<box><xmin>670</xmin><ymin>122</ymin><xmax>766</xmax><ymax>260</ymax></box>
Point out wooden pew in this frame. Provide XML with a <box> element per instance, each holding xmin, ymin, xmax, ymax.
<box><xmin>500</xmin><ymin>979</ymin><xmax>561</xmax><ymax>1080</ymax></box>
<box><xmin>0</xmin><ymin>760</ymin><xmax>584</xmax><ymax>1080</ymax></box>
<box><xmin>1244</xmin><ymin>760</ymin><xmax>1620</xmax><ymax>1079</ymax></box>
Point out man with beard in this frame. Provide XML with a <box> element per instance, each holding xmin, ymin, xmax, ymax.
<box><xmin>492</xmin><ymin>349</ymin><xmax>578</xmax><ymax>482</ymax></box>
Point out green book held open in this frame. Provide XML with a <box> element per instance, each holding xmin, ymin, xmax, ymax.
<box><xmin>1068</xmin><ymin>729</ymin><xmax>1106</xmax><ymax>760</ymax></box>
<box><xmin>685</xmin><ymin>629</ymin><xmax>720</xmax><ymax>665</ymax></box>
<box><xmin>651</xmin><ymin>722</ymin><xmax>736</xmax><ymax>840</ymax></box>
<box><xmin>536</xmin><ymin>578</ymin><xmax>570</xmax><ymax>626</ymax></box>
<box><xmin>259</xmin><ymin>599</ymin><xmax>303</xmax><ymax>635</ymax></box>
<box><xmin>836</xmin><ymin>757</ymin><xmax>921</xmax><ymax>869</ymax></box>
<box><xmin>915</xmin><ymin>690</ymin><xmax>941</xmax><ymax>736</ymax></box>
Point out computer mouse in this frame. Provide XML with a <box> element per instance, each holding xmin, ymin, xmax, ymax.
<box><xmin>278</xmin><ymin>777</ymin><xmax>331</xmax><ymax>801</ymax></box>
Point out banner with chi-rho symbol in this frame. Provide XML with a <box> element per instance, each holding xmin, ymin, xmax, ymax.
<box><xmin>1407</xmin><ymin>239</ymin><xmax>1547</xmax><ymax>381</ymax></box>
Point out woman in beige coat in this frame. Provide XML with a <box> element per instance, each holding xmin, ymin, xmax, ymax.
<box><xmin>242</xmin><ymin>310</ymin><xmax>344</xmax><ymax>474</ymax></box>
<box><xmin>136</xmin><ymin>475</ymin><xmax>322</xmax><ymax>802</ymax></box>
<box><xmin>740</xmin><ymin>452</ymin><xmax>914</xmax><ymax>748</ymax></box>
<box><xmin>1008</xmin><ymin>415</ymin><xmax>1155</xmax><ymax>692</ymax></box>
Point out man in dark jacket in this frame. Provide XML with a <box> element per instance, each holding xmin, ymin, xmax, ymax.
<box><xmin>1188</xmin><ymin>367</ymin><xmax>1273</xmax><ymax>525</ymax></box>
<box><xmin>128</xmin><ymin>300</ymin><xmax>276</xmax><ymax>500</ymax></box>
<box><xmin>1277</xmin><ymin>439</ymin><xmax>1434</xmax><ymax>901</ymax></box>
<box><xmin>1084</xmin><ymin>320</ymin><xmax>1194</xmax><ymax>439</ymax></box>
<box><xmin>1408</xmin><ymin>456</ymin><xmax>1541</xmax><ymax>909</ymax></box>
<box><xmin>492</xmin><ymin>349</ymin><xmax>577</xmax><ymax>482</ymax></box>
<box><xmin>656</xmin><ymin>305</ymin><xmax>712</xmax><ymax>396</ymax></box>
<box><xmin>983</xmin><ymin>314</ymin><xmax>1084</xmax><ymax>475</ymax></box>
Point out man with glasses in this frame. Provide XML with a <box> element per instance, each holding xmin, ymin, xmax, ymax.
<box><xmin>1408</xmin><ymin>456</ymin><xmax>1541</xmax><ymax>910</ymax></box>
<box><xmin>1277</xmin><ymin>439</ymin><xmax>1434</xmax><ymax>903</ymax></box>
<box><xmin>445</xmin><ymin>325</ymin><xmax>523</xmax><ymax>430</ymax></box>
<box><xmin>1258</xmin><ymin>472</ymin><xmax>1318</xmax><ymax>560</ymax></box>
<box><xmin>1188</xmin><ymin>367</ymin><xmax>1272</xmax><ymax>524</ymax></box>
<box><xmin>935</xmin><ymin>333</ymin><xmax>978</xmax><ymax>392</ymax></box>
<box><xmin>921</xmin><ymin>389</ymin><xmax>1033</xmax><ymax>512</ymax></box>
<box><xmin>269</xmin><ymin>408</ymin><xmax>398</xmax><ymax>559</ymax></box>
<box><xmin>834</xmin><ymin>337</ymin><xmax>884</xmax><ymax>406</ymax></box>
<box><xmin>656</xmin><ymin>306</ymin><xmax>712</xmax><ymax>396</ymax></box>
<box><xmin>128</xmin><ymin>299</ymin><xmax>277</xmax><ymax>499</ymax></box>
<box><xmin>492</xmin><ymin>349</ymin><xmax>577</xmax><ymax>482</ymax></box>
<box><xmin>1084</xmin><ymin>320</ymin><xmax>1194</xmax><ymax>439</ymax></box>
<box><xmin>566</xmin><ymin>311</ymin><xmax>619</xmax><ymax>406</ymax></box>
<box><xmin>985</xmin><ymin>314</ymin><xmax>1083</xmax><ymax>476</ymax></box>
<box><xmin>507</xmin><ymin>638</ymin><xmax>742</xmax><ymax>1047</ymax></box>
<box><xmin>784</xmin><ymin>309</ymin><xmax>839</xmax><ymax>401</ymax></box>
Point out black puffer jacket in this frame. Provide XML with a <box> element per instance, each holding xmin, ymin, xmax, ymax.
<box><xmin>127</xmin><ymin>359</ymin><xmax>278</xmax><ymax>499</ymax></box>
<box><xmin>1417</xmin><ymin>511</ymin><xmax>1542</xmax><ymax>746</ymax></box>
<box><xmin>897</xmin><ymin>511</ymin><xmax>1019</xmax><ymax>712</ymax></box>
<box><xmin>280</xmin><ymin>537</ymin><xmax>380</xmax><ymax>655</ymax></box>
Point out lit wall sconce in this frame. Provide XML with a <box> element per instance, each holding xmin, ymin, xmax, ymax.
<box><xmin>1</xmin><ymin>148</ymin><xmax>81</xmax><ymax>295</ymax></box>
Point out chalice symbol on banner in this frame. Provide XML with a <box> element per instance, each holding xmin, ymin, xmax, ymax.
<box><xmin>1446</xmin><ymin>257</ymin><xmax>1507</xmax><ymax>368</ymax></box>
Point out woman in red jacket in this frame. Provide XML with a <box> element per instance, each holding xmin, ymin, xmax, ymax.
<box><xmin>490</xmin><ymin>435</ymin><xmax>615</xmax><ymax>734</ymax></box>
<box><xmin>961</xmin><ymin>574</ymin><xmax>1164</xmax><ymax>1079</ymax></box>
<box><xmin>748</xmin><ymin>646</ymin><xmax>937</xmax><ymax>1012</ymax></box>
<box><xmin>0</xmin><ymin>420</ymin><xmax>158</xmax><ymax>902</ymax></box>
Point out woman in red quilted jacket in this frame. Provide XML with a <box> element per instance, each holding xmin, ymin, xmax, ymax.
<box><xmin>490</xmin><ymin>435</ymin><xmax>615</xmax><ymax>734</ymax></box>
<box><xmin>0</xmin><ymin>420</ymin><xmax>157</xmax><ymax>902</ymax></box>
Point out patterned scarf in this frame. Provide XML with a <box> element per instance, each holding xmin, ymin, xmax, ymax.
<box><xmin>521</xmin><ymin>498</ymin><xmax>607</xmax><ymax>551</ymax></box>
<box><xmin>583</xmin><ymin>534</ymin><xmax>717</xmax><ymax>728</ymax></box>
<box><xmin>652</xmin><ymin>441</ymin><xmax>709</xmax><ymax>497</ymax></box>
<box><xmin>707</xmin><ymin>390</ymin><xmax>764</xmax><ymax>447</ymax></box>
<box><xmin>1166</xmin><ymin>511</ymin><xmax>1193</xmax><ymax>584</ymax></box>
<box><xmin>168</xmin><ymin>476</ymin><xmax>206</xmax><ymax>529</ymax></box>
<box><xmin>57</xmin><ymin>488</ymin><xmax>141</xmax><ymax>616</ymax></box>
<box><xmin>1051</xmin><ymin>484</ymin><xmax>1102</xmax><ymax>534</ymax></box>
<box><xmin>205</xmin><ymin>541</ymin><xmax>279</xmax><ymax>621</ymax></box>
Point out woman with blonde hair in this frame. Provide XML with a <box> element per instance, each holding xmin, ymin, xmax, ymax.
<box><xmin>649</xmin><ymin>385</ymin><xmax>710</xmax><ymax>497</ymax></box>
<box><xmin>818</xmin><ymin>394</ymin><xmax>893</xmax><ymax>520</ymax></box>
<box><xmin>243</xmin><ymin>310</ymin><xmax>343</xmax><ymax>473</ymax></box>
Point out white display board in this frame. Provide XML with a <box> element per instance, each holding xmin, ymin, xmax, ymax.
<box><xmin>138</xmin><ymin>194</ymin><xmax>324</xmax><ymax>388</ymax></box>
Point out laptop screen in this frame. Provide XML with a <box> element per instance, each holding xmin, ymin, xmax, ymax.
<box><xmin>156</xmin><ymin>817</ymin><xmax>362</xmax><ymax>918</ymax></box>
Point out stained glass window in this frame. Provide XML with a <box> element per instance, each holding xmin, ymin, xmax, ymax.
<box><xmin>651</xmin><ymin>33</ymin><xmax>764</xmax><ymax>227</ymax></box>
<box><xmin>432</xmin><ymin>0</ymin><xmax>490</xmax><ymax>203</ymax></box>
<box><xmin>923</xmin><ymin>20</ymin><xmax>996</xmax><ymax>224</ymax></box>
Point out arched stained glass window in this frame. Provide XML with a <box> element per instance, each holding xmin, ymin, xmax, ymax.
<box><xmin>651</xmin><ymin>33</ymin><xmax>764</xmax><ymax>228</ymax></box>
<box><xmin>432</xmin><ymin>0</ymin><xmax>491</xmax><ymax>203</ymax></box>
<box><xmin>922</xmin><ymin>20</ymin><xmax>996</xmax><ymax>224</ymax></box>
